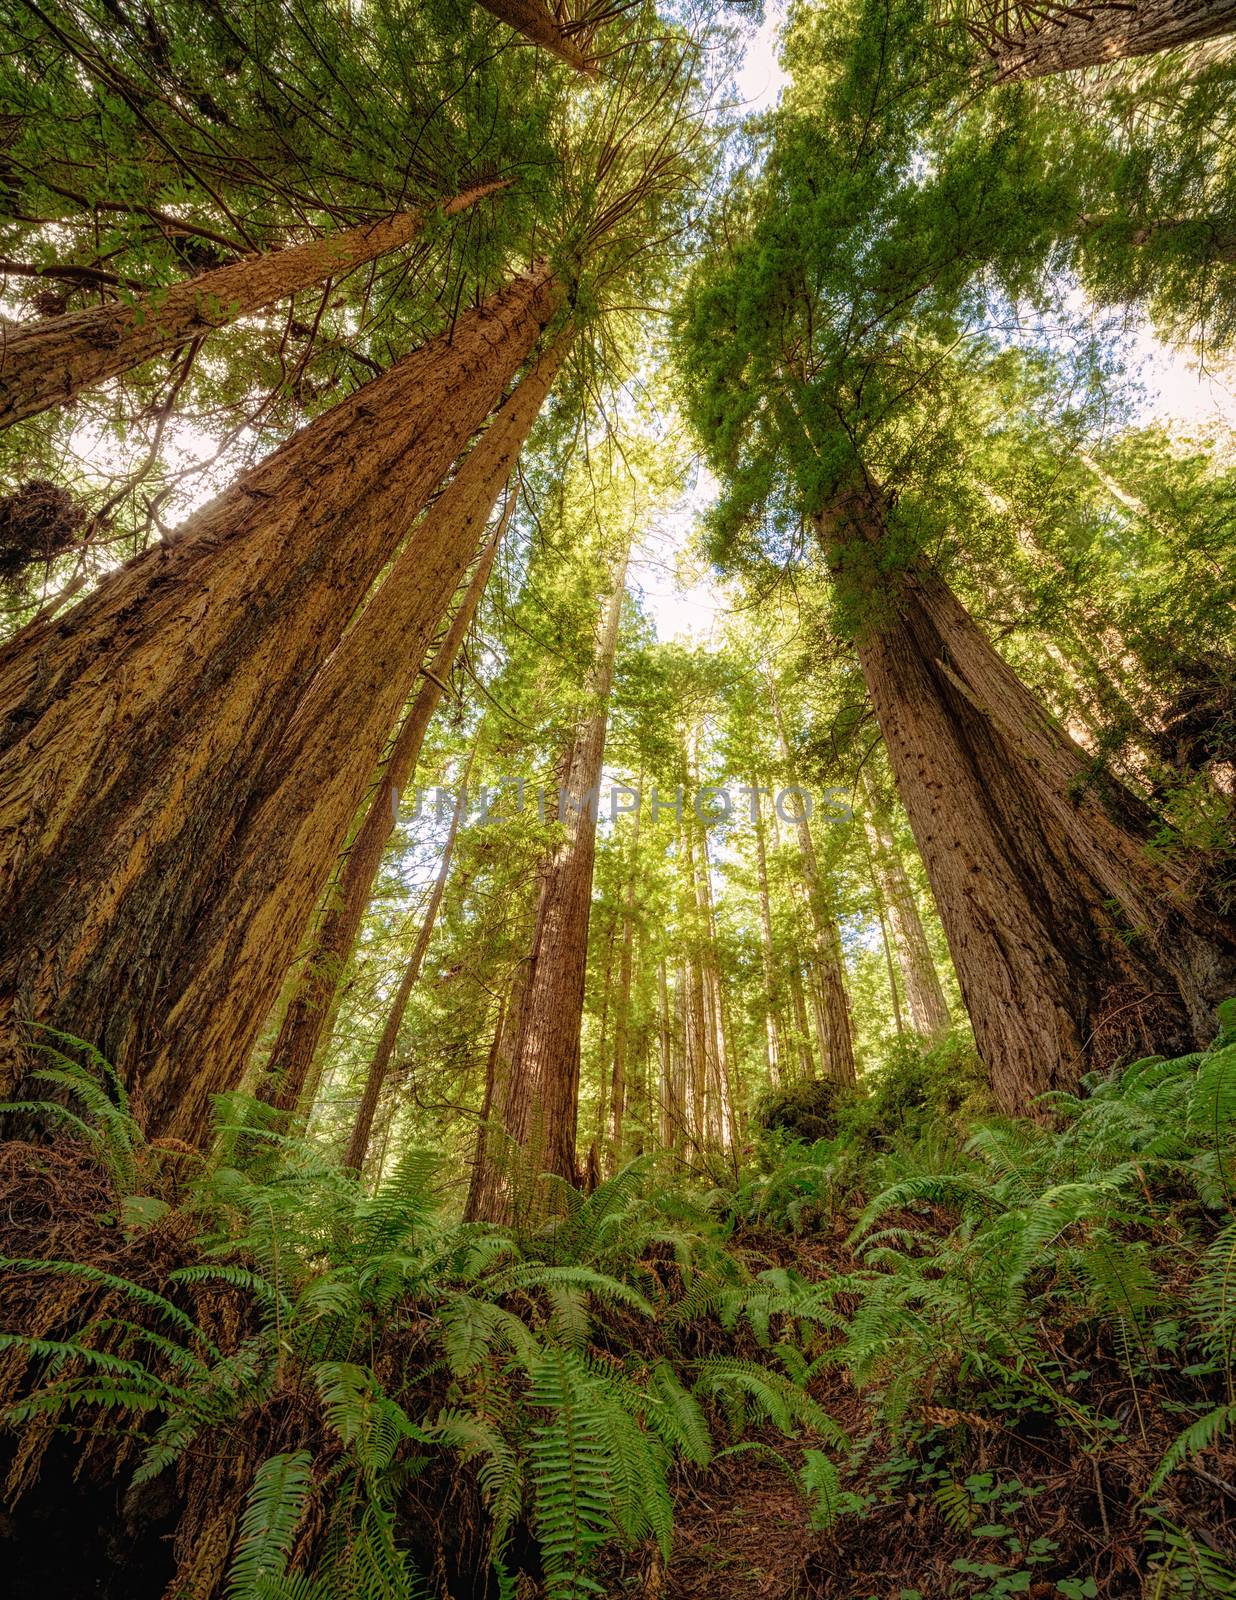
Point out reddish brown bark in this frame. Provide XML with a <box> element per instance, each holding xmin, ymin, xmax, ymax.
<box><xmin>260</xmin><ymin>497</ymin><xmax>515</xmax><ymax>1116</ymax></box>
<box><xmin>0</xmin><ymin>267</ymin><xmax>562</xmax><ymax>1137</ymax></box>
<box><xmin>820</xmin><ymin>482</ymin><xmax>1236</xmax><ymax>1111</ymax></box>
<box><xmin>982</xmin><ymin>0</ymin><xmax>1236</xmax><ymax>78</ymax></box>
<box><xmin>475</xmin><ymin>0</ymin><xmax>594</xmax><ymax>71</ymax></box>
<box><xmin>0</xmin><ymin>185</ymin><xmax>505</xmax><ymax>429</ymax></box>
<box><xmin>143</xmin><ymin>334</ymin><xmax>570</xmax><ymax>1137</ymax></box>
<box><xmin>490</xmin><ymin>543</ymin><xmax>629</xmax><ymax>1220</ymax></box>
<box><xmin>342</xmin><ymin>755</ymin><xmax>472</xmax><ymax>1175</ymax></box>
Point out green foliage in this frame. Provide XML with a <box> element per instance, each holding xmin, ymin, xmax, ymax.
<box><xmin>0</xmin><ymin>1076</ymin><xmax>846</xmax><ymax>1599</ymax></box>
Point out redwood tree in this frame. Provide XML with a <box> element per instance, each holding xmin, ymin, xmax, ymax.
<box><xmin>477</xmin><ymin>537</ymin><xmax>630</xmax><ymax>1220</ymax></box>
<box><xmin>261</xmin><ymin>500</ymin><xmax>515</xmax><ymax>1118</ymax></box>
<box><xmin>0</xmin><ymin>185</ymin><xmax>505</xmax><ymax>430</ymax></box>
<box><xmin>963</xmin><ymin>0</ymin><xmax>1236</xmax><ymax>79</ymax></box>
<box><xmin>0</xmin><ymin>267</ymin><xmax>562</xmax><ymax>1132</ymax></box>
<box><xmin>675</xmin><ymin>48</ymin><xmax>1236</xmax><ymax>1109</ymax></box>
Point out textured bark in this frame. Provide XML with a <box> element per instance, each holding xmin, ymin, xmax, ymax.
<box><xmin>475</xmin><ymin>0</ymin><xmax>594</xmax><ymax>71</ymax></box>
<box><xmin>769</xmin><ymin>688</ymin><xmax>857</xmax><ymax>1086</ymax></box>
<box><xmin>342</xmin><ymin>762</ymin><xmax>471</xmax><ymax>1174</ymax></box>
<box><xmin>496</xmin><ymin>543</ymin><xmax>629</xmax><ymax>1217</ymax></box>
<box><xmin>0</xmin><ymin>266</ymin><xmax>562</xmax><ymax>1136</ymax></box>
<box><xmin>984</xmin><ymin>0</ymin><xmax>1236</xmax><ymax>78</ymax></box>
<box><xmin>819</xmin><ymin>483</ymin><xmax>1236</xmax><ymax>1111</ymax></box>
<box><xmin>260</xmin><ymin>497</ymin><xmax>515</xmax><ymax>1116</ymax></box>
<box><xmin>149</xmin><ymin>333</ymin><xmax>570</xmax><ymax>1132</ymax></box>
<box><xmin>859</xmin><ymin>775</ymin><xmax>952</xmax><ymax>1039</ymax></box>
<box><xmin>0</xmin><ymin>185</ymin><xmax>504</xmax><ymax>429</ymax></box>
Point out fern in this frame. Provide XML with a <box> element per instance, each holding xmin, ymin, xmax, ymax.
<box><xmin>226</xmin><ymin>1451</ymin><xmax>314</xmax><ymax>1600</ymax></box>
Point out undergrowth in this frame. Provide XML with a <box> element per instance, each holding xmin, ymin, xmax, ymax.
<box><xmin>1</xmin><ymin>1013</ymin><xmax>1235</xmax><ymax>1597</ymax></box>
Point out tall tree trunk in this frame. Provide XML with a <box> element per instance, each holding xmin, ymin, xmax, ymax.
<box><xmin>490</xmin><ymin>541</ymin><xmax>629</xmax><ymax>1218</ymax></box>
<box><xmin>607</xmin><ymin>793</ymin><xmax>640</xmax><ymax>1170</ymax></box>
<box><xmin>260</xmin><ymin>496</ymin><xmax>514</xmax><ymax>1116</ymax></box>
<box><xmin>752</xmin><ymin>785</ymin><xmax>785</xmax><ymax>1085</ymax></box>
<box><xmin>146</xmin><ymin>334</ymin><xmax>569</xmax><ymax>1137</ymax></box>
<box><xmin>787</xmin><ymin>963</ymin><xmax>816</xmax><ymax>1080</ymax></box>
<box><xmin>819</xmin><ymin>482</ymin><xmax>1236</xmax><ymax>1111</ymax></box>
<box><xmin>769</xmin><ymin>686</ymin><xmax>857</xmax><ymax>1085</ymax></box>
<box><xmin>859</xmin><ymin>774</ymin><xmax>953</xmax><ymax>1039</ymax></box>
<box><xmin>657</xmin><ymin>958</ymin><xmax>677</xmax><ymax>1151</ymax></box>
<box><xmin>475</xmin><ymin>0</ymin><xmax>594</xmax><ymax>71</ymax></box>
<box><xmin>593</xmin><ymin>916</ymin><xmax>619</xmax><ymax>1149</ymax></box>
<box><xmin>697</xmin><ymin>826</ymin><xmax>742</xmax><ymax>1146</ymax></box>
<box><xmin>0</xmin><ymin>266</ymin><xmax>562</xmax><ymax>1135</ymax></box>
<box><xmin>0</xmin><ymin>185</ymin><xmax>505</xmax><ymax>429</ymax></box>
<box><xmin>981</xmin><ymin>0</ymin><xmax>1236</xmax><ymax>79</ymax></box>
<box><xmin>342</xmin><ymin>752</ymin><xmax>473</xmax><ymax>1174</ymax></box>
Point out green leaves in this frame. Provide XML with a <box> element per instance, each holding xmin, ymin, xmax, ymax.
<box><xmin>227</xmin><ymin>1451</ymin><xmax>314</xmax><ymax>1600</ymax></box>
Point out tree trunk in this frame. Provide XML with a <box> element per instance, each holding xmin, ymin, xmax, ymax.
<box><xmin>146</xmin><ymin>332</ymin><xmax>569</xmax><ymax>1136</ymax></box>
<box><xmin>342</xmin><ymin>753</ymin><xmax>472</xmax><ymax>1175</ymax></box>
<box><xmin>752</xmin><ymin>787</ymin><xmax>785</xmax><ymax>1085</ymax></box>
<box><xmin>0</xmin><ymin>266</ymin><xmax>562</xmax><ymax>1136</ymax></box>
<box><xmin>697</xmin><ymin>826</ymin><xmax>742</xmax><ymax>1145</ymax></box>
<box><xmin>769</xmin><ymin>687</ymin><xmax>857</xmax><ymax>1085</ymax></box>
<box><xmin>787</xmin><ymin>962</ymin><xmax>816</xmax><ymax>1080</ymax></box>
<box><xmin>983</xmin><ymin>0</ymin><xmax>1236</xmax><ymax>79</ymax></box>
<box><xmin>260</xmin><ymin>495</ymin><xmax>515</xmax><ymax>1116</ymax></box>
<box><xmin>475</xmin><ymin>0</ymin><xmax>594</xmax><ymax>72</ymax></box>
<box><xmin>657</xmin><ymin>959</ymin><xmax>677</xmax><ymax>1151</ymax></box>
<box><xmin>490</xmin><ymin>541</ymin><xmax>629</xmax><ymax>1218</ymax></box>
<box><xmin>819</xmin><ymin>482</ymin><xmax>1236</xmax><ymax>1111</ymax></box>
<box><xmin>0</xmin><ymin>185</ymin><xmax>505</xmax><ymax>429</ymax></box>
<box><xmin>465</xmin><ymin>958</ymin><xmax>529</xmax><ymax>1223</ymax></box>
<box><xmin>607</xmin><ymin>793</ymin><xmax>640</xmax><ymax>1170</ymax></box>
<box><xmin>859</xmin><ymin>774</ymin><xmax>952</xmax><ymax>1039</ymax></box>
<box><xmin>593</xmin><ymin>917</ymin><xmax>619</xmax><ymax>1148</ymax></box>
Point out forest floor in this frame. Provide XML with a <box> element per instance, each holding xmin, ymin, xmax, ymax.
<box><xmin>636</xmin><ymin>1214</ymin><xmax>1233</xmax><ymax>1600</ymax></box>
<box><xmin>2</xmin><ymin>1108</ymin><xmax>1234</xmax><ymax>1600</ymax></box>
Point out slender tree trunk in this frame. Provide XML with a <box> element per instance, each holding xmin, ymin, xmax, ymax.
<box><xmin>859</xmin><ymin>775</ymin><xmax>952</xmax><ymax>1039</ymax></box>
<box><xmin>875</xmin><ymin>894</ymin><xmax>907</xmax><ymax>1038</ymax></box>
<box><xmin>491</xmin><ymin>542</ymin><xmax>630</xmax><ymax>1217</ymax></box>
<box><xmin>657</xmin><ymin>959</ymin><xmax>676</xmax><ymax>1151</ymax></box>
<box><xmin>982</xmin><ymin>0</ymin><xmax>1236</xmax><ymax>79</ymax></box>
<box><xmin>342</xmin><ymin>753</ymin><xmax>472</xmax><ymax>1174</ymax></box>
<box><xmin>475</xmin><ymin>0</ymin><xmax>594</xmax><ymax>71</ymax></box>
<box><xmin>465</xmin><ymin>958</ymin><xmax>529</xmax><ymax>1222</ymax></box>
<box><xmin>769</xmin><ymin>688</ymin><xmax>857</xmax><ymax>1085</ymax></box>
<box><xmin>787</xmin><ymin>963</ymin><xmax>816</xmax><ymax>1080</ymax></box>
<box><xmin>752</xmin><ymin>786</ymin><xmax>784</xmax><ymax>1085</ymax></box>
<box><xmin>819</xmin><ymin>482</ymin><xmax>1236</xmax><ymax>1111</ymax></box>
<box><xmin>0</xmin><ymin>185</ymin><xmax>505</xmax><ymax>429</ymax></box>
<box><xmin>698</xmin><ymin>827</ymin><xmax>741</xmax><ymax>1146</ymax></box>
<box><xmin>0</xmin><ymin>267</ymin><xmax>563</xmax><ymax>1136</ymax></box>
<box><xmin>607</xmin><ymin>794</ymin><xmax>640</xmax><ymax>1170</ymax></box>
<box><xmin>260</xmin><ymin>496</ymin><xmax>514</xmax><ymax>1115</ymax></box>
<box><xmin>593</xmin><ymin>918</ymin><xmax>619</xmax><ymax>1149</ymax></box>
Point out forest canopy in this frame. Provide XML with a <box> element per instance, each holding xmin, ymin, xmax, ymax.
<box><xmin>0</xmin><ymin>1</ymin><xmax>1233</xmax><ymax>1596</ymax></box>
